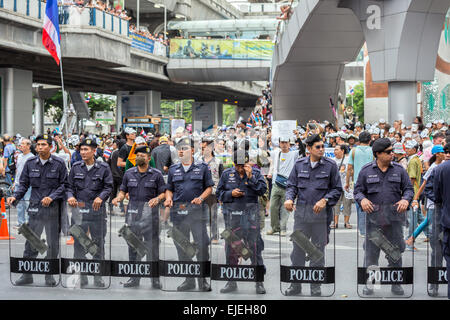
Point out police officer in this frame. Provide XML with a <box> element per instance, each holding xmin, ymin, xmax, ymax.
<box><xmin>7</xmin><ymin>134</ymin><xmax>68</xmax><ymax>286</ymax></box>
<box><xmin>284</xmin><ymin>134</ymin><xmax>342</xmax><ymax>296</ymax></box>
<box><xmin>433</xmin><ymin>143</ymin><xmax>450</xmax><ymax>299</ymax></box>
<box><xmin>216</xmin><ymin>148</ymin><xmax>268</xmax><ymax>294</ymax></box>
<box><xmin>66</xmin><ymin>138</ymin><xmax>113</xmax><ymax>287</ymax></box>
<box><xmin>353</xmin><ymin>138</ymin><xmax>414</xmax><ymax>296</ymax></box>
<box><xmin>164</xmin><ymin>137</ymin><xmax>214</xmax><ymax>291</ymax></box>
<box><xmin>112</xmin><ymin>146</ymin><xmax>166</xmax><ymax>289</ymax></box>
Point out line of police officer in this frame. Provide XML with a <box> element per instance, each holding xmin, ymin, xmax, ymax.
<box><xmin>7</xmin><ymin>133</ymin><xmax>448</xmax><ymax>297</ymax></box>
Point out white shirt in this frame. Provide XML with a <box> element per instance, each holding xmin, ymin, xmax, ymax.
<box><xmin>15</xmin><ymin>152</ymin><xmax>34</xmax><ymax>186</ymax></box>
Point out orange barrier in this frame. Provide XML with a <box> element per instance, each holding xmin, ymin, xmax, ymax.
<box><xmin>0</xmin><ymin>198</ymin><xmax>15</xmax><ymax>240</ymax></box>
<box><xmin>66</xmin><ymin>236</ymin><xmax>74</xmax><ymax>245</ymax></box>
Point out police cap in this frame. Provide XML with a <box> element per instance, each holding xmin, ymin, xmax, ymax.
<box><xmin>305</xmin><ymin>134</ymin><xmax>322</xmax><ymax>147</ymax></box>
<box><xmin>79</xmin><ymin>138</ymin><xmax>98</xmax><ymax>148</ymax></box>
<box><xmin>35</xmin><ymin>134</ymin><xmax>53</xmax><ymax>145</ymax></box>
<box><xmin>135</xmin><ymin>146</ymin><xmax>152</xmax><ymax>155</ymax></box>
<box><xmin>176</xmin><ymin>136</ymin><xmax>194</xmax><ymax>148</ymax></box>
<box><xmin>372</xmin><ymin>138</ymin><xmax>392</xmax><ymax>155</ymax></box>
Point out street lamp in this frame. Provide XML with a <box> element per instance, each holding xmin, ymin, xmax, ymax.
<box><xmin>154</xmin><ymin>3</ymin><xmax>167</xmax><ymax>41</ymax></box>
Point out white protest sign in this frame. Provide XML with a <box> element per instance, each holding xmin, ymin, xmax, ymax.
<box><xmin>171</xmin><ymin>119</ymin><xmax>186</xmax><ymax>135</ymax></box>
<box><xmin>271</xmin><ymin>120</ymin><xmax>297</xmax><ymax>146</ymax></box>
<box><xmin>324</xmin><ymin>148</ymin><xmax>336</xmax><ymax>159</ymax></box>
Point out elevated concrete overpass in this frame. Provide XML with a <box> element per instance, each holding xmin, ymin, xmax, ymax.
<box><xmin>0</xmin><ymin>0</ymin><xmax>263</xmax><ymax>135</ymax></box>
<box><xmin>271</xmin><ymin>0</ymin><xmax>450</xmax><ymax>124</ymax></box>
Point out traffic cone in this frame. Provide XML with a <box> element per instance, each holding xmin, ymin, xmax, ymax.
<box><xmin>0</xmin><ymin>198</ymin><xmax>15</xmax><ymax>240</ymax></box>
<box><xmin>66</xmin><ymin>236</ymin><xmax>74</xmax><ymax>245</ymax></box>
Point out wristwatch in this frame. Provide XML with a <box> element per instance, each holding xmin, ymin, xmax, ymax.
<box><xmin>199</xmin><ymin>196</ymin><xmax>204</xmax><ymax>202</ymax></box>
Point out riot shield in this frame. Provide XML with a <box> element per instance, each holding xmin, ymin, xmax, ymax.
<box><xmin>110</xmin><ymin>201</ymin><xmax>161</xmax><ymax>290</ymax></box>
<box><xmin>161</xmin><ymin>202</ymin><xmax>211</xmax><ymax>292</ymax></box>
<box><xmin>427</xmin><ymin>204</ymin><xmax>447</xmax><ymax>297</ymax></box>
<box><xmin>357</xmin><ymin>204</ymin><xmax>413</xmax><ymax>298</ymax></box>
<box><xmin>280</xmin><ymin>203</ymin><xmax>335</xmax><ymax>297</ymax></box>
<box><xmin>9</xmin><ymin>200</ymin><xmax>61</xmax><ymax>287</ymax></box>
<box><xmin>61</xmin><ymin>201</ymin><xmax>111</xmax><ymax>289</ymax></box>
<box><xmin>212</xmin><ymin>201</ymin><xmax>266</xmax><ymax>295</ymax></box>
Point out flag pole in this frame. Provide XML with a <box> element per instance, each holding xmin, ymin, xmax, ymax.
<box><xmin>59</xmin><ymin>57</ymin><xmax>68</xmax><ymax>137</ymax></box>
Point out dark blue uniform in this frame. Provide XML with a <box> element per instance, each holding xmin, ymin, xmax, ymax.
<box><xmin>354</xmin><ymin>160</ymin><xmax>414</xmax><ymax>268</ymax></box>
<box><xmin>67</xmin><ymin>160</ymin><xmax>113</xmax><ymax>260</ymax></box>
<box><xmin>216</xmin><ymin>166</ymin><xmax>267</xmax><ymax>267</ymax></box>
<box><xmin>433</xmin><ymin>160</ymin><xmax>450</xmax><ymax>298</ymax></box>
<box><xmin>14</xmin><ymin>155</ymin><xmax>68</xmax><ymax>260</ymax></box>
<box><xmin>167</xmin><ymin>161</ymin><xmax>214</xmax><ymax>262</ymax></box>
<box><xmin>120</xmin><ymin>166</ymin><xmax>166</xmax><ymax>262</ymax></box>
<box><xmin>285</xmin><ymin>156</ymin><xmax>342</xmax><ymax>270</ymax></box>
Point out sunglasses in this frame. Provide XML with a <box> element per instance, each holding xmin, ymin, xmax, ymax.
<box><xmin>382</xmin><ymin>149</ymin><xmax>393</xmax><ymax>154</ymax></box>
<box><xmin>314</xmin><ymin>145</ymin><xmax>325</xmax><ymax>150</ymax></box>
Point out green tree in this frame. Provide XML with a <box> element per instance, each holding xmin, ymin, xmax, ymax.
<box><xmin>346</xmin><ymin>83</ymin><xmax>364</xmax><ymax>122</ymax></box>
<box><xmin>44</xmin><ymin>92</ymin><xmax>116</xmax><ymax>123</ymax></box>
<box><xmin>161</xmin><ymin>100</ymin><xmax>193</xmax><ymax>123</ymax></box>
<box><xmin>44</xmin><ymin>91</ymin><xmax>63</xmax><ymax>123</ymax></box>
<box><xmin>85</xmin><ymin>93</ymin><xmax>116</xmax><ymax>118</ymax></box>
<box><xmin>223</xmin><ymin>104</ymin><xmax>236</xmax><ymax>125</ymax></box>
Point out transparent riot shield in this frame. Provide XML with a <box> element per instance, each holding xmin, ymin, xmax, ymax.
<box><xmin>161</xmin><ymin>202</ymin><xmax>211</xmax><ymax>292</ymax></box>
<box><xmin>110</xmin><ymin>201</ymin><xmax>161</xmax><ymax>290</ymax></box>
<box><xmin>427</xmin><ymin>204</ymin><xmax>447</xmax><ymax>297</ymax></box>
<box><xmin>212</xmin><ymin>201</ymin><xmax>266</xmax><ymax>295</ymax></box>
<box><xmin>357</xmin><ymin>204</ymin><xmax>413</xmax><ymax>298</ymax></box>
<box><xmin>280</xmin><ymin>203</ymin><xmax>335</xmax><ymax>297</ymax></box>
<box><xmin>9</xmin><ymin>200</ymin><xmax>61</xmax><ymax>287</ymax></box>
<box><xmin>61</xmin><ymin>201</ymin><xmax>111</xmax><ymax>289</ymax></box>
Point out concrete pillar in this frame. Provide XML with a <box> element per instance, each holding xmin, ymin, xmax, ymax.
<box><xmin>342</xmin><ymin>0</ymin><xmax>450</xmax><ymax>125</ymax></box>
<box><xmin>34</xmin><ymin>98</ymin><xmax>44</xmax><ymax>135</ymax></box>
<box><xmin>0</xmin><ymin>68</ymin><xmax>33</xmax><ymax>136</ymax></box>
<box><xmin>192</xmin><ymin>101</ymin><xmax>223</xmax><ymax>132</ymax></box>
<box><xmin>146</xmin><ymin>90</ymin><xmax>161</xmax><ymax>115</ymax></box>
<box><xmin>116</xmin><ymin>92</ymin><xmax>123</xmax><ymax>133</ymax></box>
<box><xmin>388</xmin><ymin>82</ymin><xmax>417</xmax><ymax>125</ymax></box>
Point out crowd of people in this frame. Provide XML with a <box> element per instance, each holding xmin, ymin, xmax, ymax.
<box><xmin>57</xmin><ymin>0</ymin><xmax>132</xmax><ymax>22</ymax></box>
<box><xmin>1</xmin><ymin>104</ymin><xmax>450</xmax><ymax>295</ymax></box>
<box><xmin>129</xmin><ymin>24</ymin><xmax>170</xmax><ymax>47</ymax></box>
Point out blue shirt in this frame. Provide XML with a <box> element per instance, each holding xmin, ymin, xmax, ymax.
<box><xmin>167</xmin><ymin>161</ymin><xmax>214</xmax><ymax>203</ymax></box>
<box><xmin>353</xmin><ymin>160</ymin><xmax>414</xmax><ymax>206</ymax></box>
<box><xmin>3</xmin><ymin>143</ymin><xmax>16</xmax><ymax>173</ymax></box>
<box><xmin>67</xmin><ymin>160</ymin><xmax>114</xmax><ymax>203</ymax></box>
<box><xmin>14</xmin><ymin>155</ymin><xmax>68</xmax><ymax>202</ymax></box>
<box><xmin>216</xmin><ymin>166</ymin><xmax>267</xmax><ymax>212</ymax></box>
<box><xmin>434</xmin><ymin>161</ymin><xmax>450</xmax><ymax>228</ymax></box>
<box><xmin>348</xmin><ymin>145</ymin><xmax>373</xmax><ymax>182</ymax></box>
<box><xmin>120</xmin><ymin>166</ymin><xmax>166</xmax><ymax>203</ymax></box>
<box><xmin>285</xmin><ymin>156</ymin><xmax>342</xmax><ymax>206</ymax></box>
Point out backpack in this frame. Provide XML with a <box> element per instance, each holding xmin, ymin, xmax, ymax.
<box><xmin>7</xmin><ymin>151</ymin><xmax>17</xmax><ymax>176</ymax></box>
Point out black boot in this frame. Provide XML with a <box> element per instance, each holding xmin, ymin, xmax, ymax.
<box><xmin>220</xmin><ymin>281</ymin><xmax>237</xmax><ymax>293</ymax></box>
<box><xmin>285</xmin><ymin>283</ymin><xmax>302</xmax><ymax>296</ymax></box>
<box><xmin>429</xmin><ymin>284</ymin><xmax>439</xmax><ymax>297</ymax></box>
<box><xmin>152</xmin><ymin>278</ymin><xmax>161</xmax><ymax>289</ymax></box>
<box><xmin>362</xmin><ymin>285</ymin><xmax>374</xmax><ymax>295</ymax></box>
<box><xmin>198</xmin><ymin>278</ymin><xmax>211</xmax><ymax>292</ymax></box>
<box><xmin>177</xmin><ymin>278</ymin><xmax>196</xmax><ymax>291</ymax></box>
<box><xmin>123</xmin><ymin>277</ymin><xmax>140</xmax><ymax>288</ymax></box>
<box><xmin>94</xmin><ymin>276</ymin><xmax>105</xmax><ymax>288</ymax></box>
<box><xmin>255</xmin><ymin>282</ymin><xmax>266</xmax><ymax>294</ymax></box>
<box><xmin>391</xmin><ymin>284</ymin><xmax>404</xmax><ymax>296</ymax></box>
<box><xmin>311</xmin><ymin>284</ymin><xmax>321</xmax><ymax>296</ymax></box>
<box><xmin>45</xmin><ymin>275</ymin><xmax>57</xmax><ymax>287</ymax></box>
<box><xmin>15</xmin><ymin>274</ymin><xmax>33</xmax><ymax>286</ymax></box>
<box><xmin>80</xmin><ymin>275</ymin><xmax>88</xmax><ymax>287</ymax></box>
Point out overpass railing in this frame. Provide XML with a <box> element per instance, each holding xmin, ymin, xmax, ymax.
<box><xmin>0</xmin><ymin>0</ymin><xmax>129</xmax><ymax>37</ymax></box>
<box><xmin>169</xmin><ymin>38</ymin><xmax>274</xmax><ymax>60</ymax></box>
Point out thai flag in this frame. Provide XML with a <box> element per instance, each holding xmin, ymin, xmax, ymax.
<box><xmin>85</xmin><ymin>94</ymin><xmax>92</xmax><ymax>104</ymax></box>
<box><xmin>42</xmin><ymin>0</ymin><xmax>61</xmax><ymax>65</ymax></box>
<box><xmin>140</xmin><ymin>129</ymin><xmax>147</xmax><ymax>138</ymax></box>
<box><xmin>349</xmin><ymin>86</ymin><xmax>354</xmax><ymax>96</ymax></box>
<box><xmin>246</xmin><ymin>122</ymin><xmax>253</xmax><ymax>129</ymax></box>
